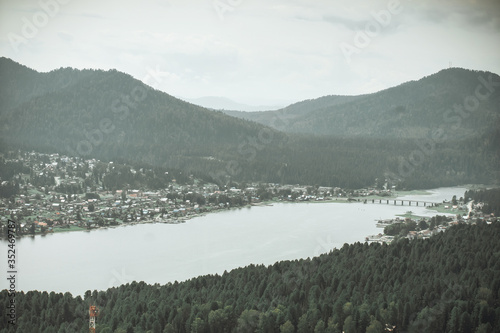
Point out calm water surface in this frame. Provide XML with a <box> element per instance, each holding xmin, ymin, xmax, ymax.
<box><xmin>0</xmin><ymin>187</ymin><xmax>466</xmax><ymax>296</ymax></box>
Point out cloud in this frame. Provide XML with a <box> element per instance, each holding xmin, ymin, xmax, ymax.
<box><xmin>58</xmin><ymin>32</ymin><xmax>73</xmax><ymax>43</ymax></box>
<box><xmin>69</xmin><ymin>12</ymin><xmax>107</xmax><ymax>20</ymax></box>
<box><xmin>462</xmin><ymin>7</ymin><xmax>500</xmax><ymax>31</ymax></box>
<box><xmin>321</xmin><ymin>15</ymin><xmax>366</xmax><ymax>30</ymax></box>
<box><xmin>0</xmin><ymin>0</ymin><xmax>499</xmax><ymax>105</ymax></box>
<box><xmin>407</xmin><ymin>0</ymin><xmax>500</xmax><ymax>32</ymax></box>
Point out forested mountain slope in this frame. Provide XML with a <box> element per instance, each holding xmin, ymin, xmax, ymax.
<box><xmin>225</xmin><ymin>68</ymin><xmax>500</xmax><ymax>140</ymax></box>
<box><xmin>0</xmin><ymin>57</ymin><xmax>287</xmax><ymax>181</ymax></box>
<box><xmin>0</xmin><ymin>58</ymin><xmax>498</xmax><ymax>189</ymax></box>
<box><xmin>1</xmin><ymin>222</ymin><xmax>498</xmax><ymax>332</ymax></box>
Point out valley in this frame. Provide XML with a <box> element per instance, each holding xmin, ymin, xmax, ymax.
<box><xmin>0</xmin><ymin>58</ymin><xmax>499</xmax><ymax>333</ymax></box>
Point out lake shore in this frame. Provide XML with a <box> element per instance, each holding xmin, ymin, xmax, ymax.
<box><xmin>6</xmin><ymin>188</ymin><xmax>467</xmax><ymax>239</ymax></box>
<box><xmin>11</xmin><ymin>186</ymin><xmax>477</xmax><ymax>296</ymax></box>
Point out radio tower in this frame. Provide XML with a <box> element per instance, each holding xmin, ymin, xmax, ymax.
<box><xmin>89</xmin><ymin>305</ymin><xmax>99</xmax><ymax>333</ymax></box>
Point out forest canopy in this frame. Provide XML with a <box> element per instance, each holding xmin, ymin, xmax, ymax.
<box><xmin>1</xmin><ymin>222</ymin><xmax>499</xmax><ymax>333</ymax></box>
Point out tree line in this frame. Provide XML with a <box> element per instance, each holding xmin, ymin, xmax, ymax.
<box><xmin>465</xmin><ymin>188</ymin><xmax>500</xmax><ymax>216</ymax></box>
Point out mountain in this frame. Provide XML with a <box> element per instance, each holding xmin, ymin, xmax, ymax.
<box><xmin>0</xmin><ymin>57</ymin><xmax>289</xmax><ymax>182</ymax></box>
<box><xmin>224</xmin><ymin>68</ymin><xmax>500</xmax><ymax>140</ymax></box>
<box><xmin>0</xmin><ymin>58</ymin><xmax>498</xmax><ymax>189</ymax></box>
<box><xmin>181</xmin><ymin>96</ymin><xmax>284</xmax><ymax>112</ymax></box>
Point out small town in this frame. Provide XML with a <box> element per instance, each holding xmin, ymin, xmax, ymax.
<box><xmin>0</xmin><ymin>150</ymin><xmax>496</xmax><ymax>242</ymax></box>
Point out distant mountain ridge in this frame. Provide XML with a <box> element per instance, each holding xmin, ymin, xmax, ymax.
<box><xmin>182</xmin><ymin>96</ymin><xmax>284</xmax><ymax>112</ymax></box>
<box><xmin>223</xmin><ymin>68</ymin><xmax>500</xmax><ymax>140</ymax></box>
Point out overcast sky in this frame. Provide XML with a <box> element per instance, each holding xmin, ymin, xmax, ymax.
<box><xmin>1</xmin><ymin>0</ymin><xmax>499</xmax><ymax>106</ymax></box>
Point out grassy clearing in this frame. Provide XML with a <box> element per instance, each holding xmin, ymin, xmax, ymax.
<box><xmin>427</xmin><ymin>205</ymin><xmax>464</xmax><ymax>215</ymax></box>
<box><xmin>393</xmin><ymin>190</ymin><xmax>432</xmax><ymax>197</ymax></box>
<box><xmin>355</xmin><ymin>195</ymin><xmax>394</xmax><ymax>201</ymax></box>
<box><xmin>52</xmin><ymin>225</ymin><xmax>86</xmax><ymax>233</ymax></box>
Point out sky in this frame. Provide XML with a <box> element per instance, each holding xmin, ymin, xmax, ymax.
<box><xmin>0</xmin><ymin>0</ymin><xmax>499</xmax><ymax>107</ymax></box>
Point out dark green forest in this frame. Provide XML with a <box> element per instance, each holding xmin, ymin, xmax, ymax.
<box><xmin>465</xmin><ymin>188</ymin><xmax>500</xmax><ymax>216</ymax></box>
<box><xmin>1</xmin><ymin>222</ymin><xmax>499</xmax><ymax>333</ymax></box>
<box><xmin>0</xmin><ymin>58</ymin><xmax>498</xmax><ymax>190</ymax></box>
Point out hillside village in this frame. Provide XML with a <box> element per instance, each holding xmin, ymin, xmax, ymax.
<box><xmin>0</xmin><ymin>150</ymin><xmax>496</xmax><ymax>240</ymax></box>
<box><xmin>0</xmin><ymin>150</ymin><xmax>347</xmax><ymax>236</ymax></box>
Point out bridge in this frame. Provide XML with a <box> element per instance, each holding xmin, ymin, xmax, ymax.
<box><xmin>361</xmin><ymin>198</ymin><xmax>441</xmax><ymax>207</ymax></box>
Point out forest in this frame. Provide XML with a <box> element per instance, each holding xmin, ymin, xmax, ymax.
<box><xmin>1</xmin><ymin>57</ymin><xmax>499</xmax><ymax>190</ymax></box>
<box><xmin>465</xmin><ymin>188</ymin><xmax>500</xmax><ymax>216</ymax></box>
<box><xmin>1</xmin><ymin>222</ymin><xmax>499</xmax><ymax>333</ymax></box>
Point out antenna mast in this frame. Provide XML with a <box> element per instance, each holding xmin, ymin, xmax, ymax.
<box><xmin>89</xmin><ymin>305</ymin><xmax>99</xmax><ymax>333</ymax></box>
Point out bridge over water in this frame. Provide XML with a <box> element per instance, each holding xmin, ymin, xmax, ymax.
<box><xmin>362</xmin><ymin>198</ymin><xmax>441</xmax><ymax>207</ymax></box>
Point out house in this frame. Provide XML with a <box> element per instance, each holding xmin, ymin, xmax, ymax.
<box><xmin>407</xmin><ymin>231</ymin><xmax>418</xmax><ymax>240</ymax></box>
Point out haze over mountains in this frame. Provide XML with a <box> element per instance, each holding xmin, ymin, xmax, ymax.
<box><xmin>224</xmin><ymin>68</ymin><xmax>500</xmax><ymax>140</ymax></box>
<box><xmin>181</xmin><ymin>96</ymin><xmax>285</xmax><ymax>112</ymax></box>
<box><xmin>0</xmin><ymin>57</ymin><xmax>498</xmax><ymax>189</ymax></box>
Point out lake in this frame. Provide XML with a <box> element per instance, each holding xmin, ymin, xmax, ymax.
<box><xmin>0</xmin><ymin>187</ymin><xmax>467</xmax><ymax>296</ymax></box>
